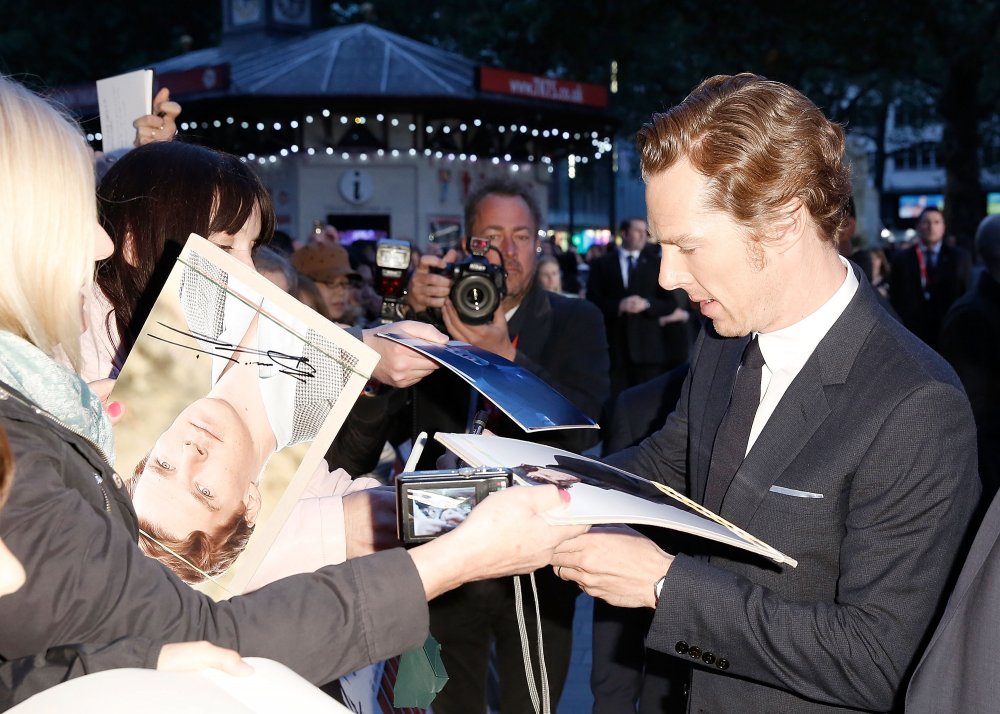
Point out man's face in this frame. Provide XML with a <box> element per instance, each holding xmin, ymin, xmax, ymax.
<box><xmin>648</xmin><ymin>159</ymin><xmax>781</xmax><ymax>337</ymax></box>
<box><xmin>916</xmin><ymin>210</ymin><xmax>945</xmax><ymax>247</ymax></box>
<box><xmin>316</xmin><ymin>275</ymin><xmax>352</xmax><ymax>321</ymax></box>
<box><xmin>130</xmin><ymin>398</ymin><xmax>261</xmax><ymax>539</ymax></box>
<box><xmin>622</xmin><ymin>219</ymin><xmax>648</xmax><ymax>252</ymax></box>
<box><xmin>472</xmin><ymin>194</ymin><xmax>539</xmax><ymax>306</ymax></box>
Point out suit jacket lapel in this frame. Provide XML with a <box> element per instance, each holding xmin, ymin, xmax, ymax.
<box><xmin>716</xmin><ymin>266</ymin><xmax>879</xmax><ymax>523</ymax></box>
<box><xmin>721</xmin><ymin>358</ymin><xmax>831</xmax><ymax>522</ymax></box>
<box><xmin>508</xmin><ymin>282</ymin><xmax>551</xmax><ymax>358</ymax></box>
<box><xmin>692</xmin><ymin>331</ymin><xmax>748</xmax><ymax>504</ymax></box>
<box><xmin>607</xmin><ymin>250</ymin><xmax>626</xmax><ymax>294</ymax></box>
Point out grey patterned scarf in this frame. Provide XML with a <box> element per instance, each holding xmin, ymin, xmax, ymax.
<box><xmin>0</xmin><ymin>330</ymin><xmax>115</xmax><ymax>464</ymax></box>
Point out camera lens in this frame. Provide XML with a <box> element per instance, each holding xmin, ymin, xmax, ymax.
<box><xmin>452</xmin><ymin>273</ymin><xmax>500</xmax><ymax>324</ymax></box>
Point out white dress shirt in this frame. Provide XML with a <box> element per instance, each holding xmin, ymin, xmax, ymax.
<box><xmin>746</xmin><ymin>257</ymin><xmax>859</xmax><ymax>454</ymax></box>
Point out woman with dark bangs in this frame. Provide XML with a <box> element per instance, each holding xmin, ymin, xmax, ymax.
<box><xmin>84</xmin><ymin>141</ymin><xmax>274</xmax><ymax>381</ymax></box>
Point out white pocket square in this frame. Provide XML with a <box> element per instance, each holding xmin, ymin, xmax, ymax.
<box><xmin>769</xmin><ymin>485</ymin><xmax>824</xmax><ymax>499</ymax></box>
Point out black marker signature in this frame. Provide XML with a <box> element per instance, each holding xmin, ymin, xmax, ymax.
<box><xmin>148</xmin><ymin>322</ymin><xmax>316</xmax><ymax>383</ymax></box>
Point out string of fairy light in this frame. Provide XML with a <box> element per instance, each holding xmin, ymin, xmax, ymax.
<box><xmin>85</xmin><ymin>111</ymin><xmax>614</xmax><ymax>176</ymax></box>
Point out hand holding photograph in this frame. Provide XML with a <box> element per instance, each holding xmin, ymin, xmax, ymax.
<box><xmin>112</xmin><ymin>235</ymin><xmax>379</xmax><ymax>598</ymax></box>
<box><xmin>377</xmin><ymin>332</ymin><xmax>598</xmax><ymax>432</ymax></box>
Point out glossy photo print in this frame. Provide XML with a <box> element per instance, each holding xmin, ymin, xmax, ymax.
<box><xmin>112</xmin><ymin>234</ymin><xmax>378</xmax><ymax>598</ymax></box>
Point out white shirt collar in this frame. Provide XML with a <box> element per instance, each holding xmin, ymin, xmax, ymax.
<box><xmin>756</xmin><ymin>256</ymin><xmax>859</xmax><ymax>375</ymax></box>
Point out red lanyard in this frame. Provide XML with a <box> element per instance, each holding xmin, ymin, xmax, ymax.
<box><xmin>915</xmin><ymin>245</ymin><xmax>930</xmax><ymax>299</ymax></box>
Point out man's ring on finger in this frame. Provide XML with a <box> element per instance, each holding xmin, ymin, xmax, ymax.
<box><xmin>556</xmin><ymin>565</ymin><xmax>563</xmax><ymax>579</ymax></box>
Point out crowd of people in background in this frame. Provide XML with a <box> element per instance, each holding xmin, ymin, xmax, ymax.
<box><xmin>2</xmin><ymin>66</ymin><xmax>1000</xmax><ymax>714</ymax></box>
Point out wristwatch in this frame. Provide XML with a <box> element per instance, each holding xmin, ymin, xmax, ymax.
<box><xmin>653</xmin><ymin>574</ymin><xmax>667</xmax><ymax>607</ymax></box>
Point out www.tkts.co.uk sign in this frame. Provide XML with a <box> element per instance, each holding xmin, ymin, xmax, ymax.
<box><xmin>477</xmin><ymin>67</ymin><xmax>608</xmax><ymax>109</ymax></box>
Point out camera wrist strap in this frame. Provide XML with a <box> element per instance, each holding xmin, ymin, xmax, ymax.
<box><xmin>513</xmin><ymin>573</ymin><xmax>551</xmax><ymax>714</ymax></box>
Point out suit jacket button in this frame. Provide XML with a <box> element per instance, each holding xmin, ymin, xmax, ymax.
<box><xmin>688</xmin><ymin>646</ymin><xmax>702</xmax><ymax>659</ymax></box>
<box><xmin>701</xmin><ymin>651</ymin><xmax>716</xmax><ymax>665</ymax></box>
<box><xmin>675</xmin><ymin>641</ymin><xmax>689</xmax><ymax>655</ymax></box>
<box><xmin>716</xmin><ymin>658</ymin><xmax>729</xmax><ymax>670</ymax></box>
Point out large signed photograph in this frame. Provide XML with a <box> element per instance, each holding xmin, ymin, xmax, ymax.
<box><xmin>112</xmin><ymin>234</ymin><xmax>378</xmax><ymax>598</ymax></box>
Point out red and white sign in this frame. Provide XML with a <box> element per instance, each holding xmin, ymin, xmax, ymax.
<box><xmin>478</xmin><ymin>67</ymin><xmax>608</xmax><ymax>108</ymax></box>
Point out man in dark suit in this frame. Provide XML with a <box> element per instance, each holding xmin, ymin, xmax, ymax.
<box><xmin>588</xmin><ymin>218</ymin><xmax>688</xmax><ymax>395</ymax></box>
<box><xmin>889</xmin><ymin>207</ymin><xmax>972</xmax><ymax>350</ymax></box>
<box><xmin>397</xmin><ymin>178</ymin><xmax>610</xmax><ymax>714</ymax></box>
<box><xmin>552</xmin><ymin>74</ymin><xmax>980</xmax><ymax>713</ymax></box>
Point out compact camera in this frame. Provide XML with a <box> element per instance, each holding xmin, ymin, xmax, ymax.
<box><xmin>374</xmin><ymin>238</ymin><xmax>412</xmax><ymax>323</ymax></box>
<box><xmin>429</xmin><ymin>236</ymin><xmax>507</xmax><ymax>325</ymax></box>
<box><xmin>396</xmin><ymin>466</ymin><xmax>512</xmax><ymax>545</ymax></box>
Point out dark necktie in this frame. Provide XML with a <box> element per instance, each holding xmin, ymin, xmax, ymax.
<box><xmin>703</xmin><ymin>337</ymin><xmax>766</xmax><ymax>513</ymax></box>
<box><xmin>626</xmin><ymin>253</ymin><xmax>637</xmax><ymax>289</ymax></box>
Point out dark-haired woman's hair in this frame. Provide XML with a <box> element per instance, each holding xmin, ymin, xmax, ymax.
<box><xmin>96</xmin><ymin>142</ymin><xmax>276</xmax><ymax>358</ymax></box>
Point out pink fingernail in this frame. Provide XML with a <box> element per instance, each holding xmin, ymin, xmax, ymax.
<box><xmin>107</xmin><ymin>402</ymin><xmax>123</xmax><ymax>418</ymax></box>
<box><xmin>559</xmin><ymin>488</ymin><xmax>571</xmax><ymax>503</ymax></box>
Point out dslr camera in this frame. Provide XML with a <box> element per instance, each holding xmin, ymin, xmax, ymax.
<box><xmin>429</xmin><ymin>236</ymin><xmax>507</xmax><ymax>325</ymax></box>
<box><xmin>396</xmin><ymin>466</ymin><xmax>512</xmax><ymax>544</ymax></box>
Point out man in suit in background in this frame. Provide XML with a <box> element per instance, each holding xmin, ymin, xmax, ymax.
<box><xmin>890</xmin><ymin>206</ymin><xmax>971</xmax><ymax>350</ymax></box>
<box><xmin>588</xmin><ymin>218</ymin><xmax>688</xmax><ymax>396</ymax></box>
<box><xmin>552</xmin><ymin>73</ymin><xmax>980</xmax><ymax>713</ymax></box>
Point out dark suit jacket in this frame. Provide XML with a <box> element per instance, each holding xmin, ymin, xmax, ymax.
<box><xmin>889</xmin><ymin>242</ymin><xmax>971</xmax><ymax>348</ymax></box>
<box><xmin>607</xmin><ymin>269</ymin><xmax>980</xmax><ymax>712</ymax></box>
<box><xmin>587</xmin><ymin>245</ymin><xmax>682</xmax><ymax>367</ymax></box>
<box><xmin>905</xmin><ymin>489</ymin><xmax>1000</xmax><ymax>712</ymax></box>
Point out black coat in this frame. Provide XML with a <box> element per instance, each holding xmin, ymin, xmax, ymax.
<box><xmin>889</xmin><ymin>243</ymin><xmax>971</xmax><ymax>348</ymax></box>
<box><xmin>587</xmin><ymin>244</ymin><xmax>684</xmax><ymax>368</ymax></box>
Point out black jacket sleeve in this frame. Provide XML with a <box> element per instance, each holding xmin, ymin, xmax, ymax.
<box><xmin>0</xmin><ymin>411</ymin><xmax>429</xmax><ymax>690</ymax></box>
<box><xmin>0</xmin><ymin>638</ymin><xmax>159</xmax><ymax>710</ymax></box>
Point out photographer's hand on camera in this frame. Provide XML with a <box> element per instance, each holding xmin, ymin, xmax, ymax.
<box><xmin>362</xmin><ymin>320</ymin><xmax>448</xmax><ymax>388</ymax></box>
<box><xmin>407</xmin><ymin>485</ymin><xmax>589</xmax><ymax>600</ymax></box>
<box><xmin>441</xmin><ymin>299</ymin><xmax>516</xmax><ymax>361</ymax></box>
<box><xmin>406</xmin><ymin>249</ymin><xmax>460</xmax><ymax>314</ymax></box>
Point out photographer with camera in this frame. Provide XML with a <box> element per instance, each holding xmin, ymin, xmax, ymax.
<box><xmin>391</xmin><ymin>178</ymin><xmax>611</xmax><ymax>713</ymax></box>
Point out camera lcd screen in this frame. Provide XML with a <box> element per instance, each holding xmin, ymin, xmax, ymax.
<box><xmin>405</xmin><ymin>484</ymin><xmax>476</xmax><ymax>541</ymax></box>
<box><xmin>396</xmin><ymin>469</ymin><xmax>510</xmax><ymax>544</ymax></box>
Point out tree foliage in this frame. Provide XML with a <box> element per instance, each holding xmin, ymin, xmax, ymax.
<box><xmin>3</xmin><ymin>0</ymin><xmax>999</xmax><ymax>241</ymax></box>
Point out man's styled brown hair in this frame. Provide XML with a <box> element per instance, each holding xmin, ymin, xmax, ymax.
<box><xmin>637</xmin><ymin>73</ymin><xmax>851</xmax><ymax>247</ymax></box>
<box><xmin>128</xmin><ymin>454</ymin><xmax>254</xmax><ymax>584</ymax></box>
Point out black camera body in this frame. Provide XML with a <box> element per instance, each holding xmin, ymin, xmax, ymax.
<box><xmin>396</xmin><ymin>466</ymin><xmax>512</xmax><ymax>545</ymax></box>
<box><xmin>430</xmin><ymin>236</ymin><xmax>507</xmax><ymax>325</ymax></box>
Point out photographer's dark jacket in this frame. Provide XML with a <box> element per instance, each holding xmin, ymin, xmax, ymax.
<box><xmin>0</xmin><ymin>381</ymin><xmax>428</xmax><ymax>709</ymax></box>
